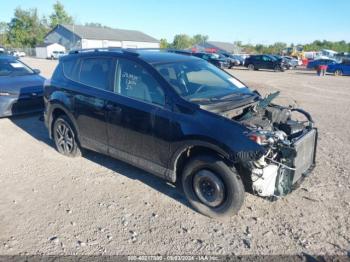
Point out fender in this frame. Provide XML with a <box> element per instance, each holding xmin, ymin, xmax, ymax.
<box><xmin>47</xmin><ymin>100</ymin><xmax>80</xmax><ymax>141</ymax></box>
<box><xmin>165</xmin><ymin>139</ymin><xmax>233</xmax><ymax>183</ymax></box>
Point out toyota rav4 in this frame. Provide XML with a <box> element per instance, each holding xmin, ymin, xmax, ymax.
<box><xmin>44</xmin><ymin>48</ymin><xmax>317</xmax><ymax>218</ymax></box>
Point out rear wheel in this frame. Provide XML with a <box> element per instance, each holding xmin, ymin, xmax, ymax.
<box><xmin>247</xmin><ymin>64</ymin><xmax>255</xmax><ymax>70</ymax></box>
<box><xmin>181</xmin><ymin>155</ymin><xmax>245</xmax><ymax>219</ymax></box>
<box><xmin>53</xmin><ymin>115</ymin><xmax>81</xmax><ymax>157</ymax></box>
<box><xmin>334</xmin><ymin>70</ymin><xmax>343</xmax><ymax>76</ymax></box>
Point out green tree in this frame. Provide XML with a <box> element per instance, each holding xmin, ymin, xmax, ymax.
<box><xmin>192</xmin><ymin>34</ymin><xmax>208</xmax><ymax>45</ymax></box>
<box><xmin>159</xmin><ymin>38</ymin><xmax>169</xmax><ymax>49</ymax></box>
<box><xmin>171</xmin><ymin>34</ymin><xmax>193</xmax><ymax>49</ymax></box>
<box><xmin>7</xmin><ymin>8</ymin><xmax>47</xmax><ymax>47</ymax></box>
<box><xmin>0</xmin><ymin>21</ymin><xmax>9</xmax><ymax>46</ymax></box>
<box><xmin>49</xmin><ymin>1</ymin><xmax>73</xmax><ymax>27</ymax></box>
<box><xmin>84</xmin><ymin>22</ymin><xmax>111</xmax><ymax>28</ymax></box>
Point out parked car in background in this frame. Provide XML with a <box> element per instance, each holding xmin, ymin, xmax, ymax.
<box><xmin>18</xmin><ymin>51</ymin><xmax>26</xmax><ymax>57</ymax></box>
<box><xmin>231</xmin><ymin>54</ymin><xmax>245</xmax><ymax>65</ymax></box>
<box><xmin>272</xmin><ymin>55</ymin><xmax>293</xmax><ymax>70</ymax></box>
<box><xmin>10</xmin><ymin>51</ymin><xmax>26</xmax><ymax>57</ymax></box>
<box><xmin>221</xmin><ymin>53</ymin><xmax>240</xmax><ymax>67</ymax></box>
<box><xmin>244</xmin><ymin>55</ymin><xmax>286</xmax><ymax>71</ymax></box>
<box><xmin>44</xmin><ymin>48</ymin><xmax>317</xmax><ymax>218</ymax></box>
<box><xmin>282</xmin><ymin>56</ymin><xmax>299</xmax><ymax>68</ymax></box>
<box><xmin>307</xmin><ymin>58</ymin><xmax>337</xmax><ymax>70</ymax></box>
<box><xmin>327</xmin><ymin>60</ymin><xmax>350</xmax><ymax>76</ymax></box>
<box><xmin>0</xmin><ymin>56</ymin><xmax>45</xmax><ymax>117</ymax></box>
<box><xmin>50</xmin><ymin>51</ymin><xmax>65</xmax><ymax>60</ymax></box>
<box><xmin>192</xmin><ymin>52</ymin><xmax>229</xmax><ymax>69</ymax></box>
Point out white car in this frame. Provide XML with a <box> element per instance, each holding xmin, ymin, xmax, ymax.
<box><xmin>11</xmin><ymin>51</ymin><xmax>26</xmax><ymax>57</ymax></box>
<box><xmin>50</xmin><ymin>51</ymin><xmax>65</xmax><ymax>60</ymax></box>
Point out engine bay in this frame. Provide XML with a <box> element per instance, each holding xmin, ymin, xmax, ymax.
<box><xmin>222</xmin><ymin>92</ymin><xmax>317</xmax><ymax>198</ymax></box>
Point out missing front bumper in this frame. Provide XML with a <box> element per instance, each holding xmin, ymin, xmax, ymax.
<box><xmin>275</xmin><ymin>128</ymin><xmax>318</xmax><ymax>196</ymax></box>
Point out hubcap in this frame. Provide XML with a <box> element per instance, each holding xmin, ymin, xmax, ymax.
<box><xmin>193</xmin><ymin>169</ymin><xmax>225</xmax><ymax>208</ymax></box>
<box><xmin>55</xmin><ymin>121</ymin><xmax>74</xmax><ymax>154</ymax></box>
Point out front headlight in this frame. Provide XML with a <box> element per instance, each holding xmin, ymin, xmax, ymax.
<box><xmin>0</xmin><ymin>92</ymin><xmax>11</xmax><ymax>96</ymax></box>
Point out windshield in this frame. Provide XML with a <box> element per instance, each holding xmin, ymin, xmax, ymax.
<box><xmin>0</xmin><ymin>59</ymin><xmax>34</xmax><ymax>77</ymax></box>
<box><xmin>155</xmin><ymin>60</ymin><xmax>253</xmax><ymax>102</ymax></box>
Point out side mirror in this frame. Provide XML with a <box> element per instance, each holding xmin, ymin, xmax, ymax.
<box><xmin>33</xmin><ymin>69</ymin><xmax>41</xmax><ymax>74</ymax></box>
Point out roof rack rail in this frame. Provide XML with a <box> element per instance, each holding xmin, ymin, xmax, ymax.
<box><xmin>67</xmin><ymin>47</ymin><xmax>193</xmax><ymax>56</ymax></box>
<box><xmin>68</xmin><ymin>47</ymin><xmax>139</xmax><ymax>56</ymax></box>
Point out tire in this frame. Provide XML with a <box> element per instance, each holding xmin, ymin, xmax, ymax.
<box><xmin>247</xmin><ymin>64</ymin><xmax>255</xmax><ymax>70</ymax></box>
<box><xmin>274</xmin><ymin>65</ymin><xmax>283</xmax><ymax>72</ymax></box>
<box><xmin>181</xmin><ymin>154</ymin><xmax>245</xmax><ymax>219</ymax></box>
<box><xmin>334</xmin><ymin>70</ymin><xmax>342</xmax><ymax>76</ymax></box>
<box><xmin>53</xmin><ymin>115</ymin><xmax>81</xmax><ymax>157</ymax></box>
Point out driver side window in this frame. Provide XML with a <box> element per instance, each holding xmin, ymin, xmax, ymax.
<box><xmin>114</xmin><ymin>58</ymin><xmax>165</xmax><ymax>106</ymax></box>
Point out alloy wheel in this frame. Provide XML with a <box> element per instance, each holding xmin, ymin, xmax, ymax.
<box><xmin>55</xmin><ymin>121</ymin><xmax>74</xmax><ymax>154</ymax></box>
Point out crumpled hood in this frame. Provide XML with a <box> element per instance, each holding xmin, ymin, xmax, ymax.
<box><xmin>0</xmin><ymin>74</ymin><xmax>45</xmax><ymax>94</ymax></box>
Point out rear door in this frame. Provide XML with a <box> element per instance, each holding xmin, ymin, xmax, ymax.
<box><xmin>254</xmin><ymin>55</ymin><xmax>263</xmax><ymax>68</ymax></box>
<box><xmin>72</xmin><ymin>56</ymin><xmax>114</xmax><ymax>154</ymax></box>
<box><xmin>106</xmin><ymin>57</ymin><xmax>172</xmax><ymax>176</ymax></box>
<box><xmin>262</xmin><ymin>55</ymin><xmax>273</xmax><ymax>69</ymax></box>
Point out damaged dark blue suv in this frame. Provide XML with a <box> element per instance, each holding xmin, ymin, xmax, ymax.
<box><xmin>44</xmin><ymin>48</ymin><xmax>317</xmax><ymax>218</ymax></box>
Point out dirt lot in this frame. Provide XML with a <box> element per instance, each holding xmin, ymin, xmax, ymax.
<box><xmin>0</xmin><ymin>57</ymin><xmax>349</xmax><ymax>256</ymax></box>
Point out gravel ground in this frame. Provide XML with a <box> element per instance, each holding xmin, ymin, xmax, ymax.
<box><xmin>0</xmin><ymin>58</ymin><xmax>349</xmax><ymax>256</ymax></box>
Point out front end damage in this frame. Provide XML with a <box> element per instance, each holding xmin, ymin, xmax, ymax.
<box><xmin>224</xmin><ymin>92</ymin><xmax>317</xmax><ymax>198</ymax></box>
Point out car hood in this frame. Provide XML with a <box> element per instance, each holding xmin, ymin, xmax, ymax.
<box><xmin>198</xmin><ymin>92</ymin><xmax>260</xmax><ymax>114</ymax></box>
<box><xmin>0</xmin><ymin>74</ymin><xmax>45</xmax><ymax>94</ymax></box>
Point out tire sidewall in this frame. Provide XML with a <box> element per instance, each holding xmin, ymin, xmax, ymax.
<box><xmin>335</xmin><ymin>70</ymin><xmax>342</xmax><ymax>76</ymax></box>
<box><xmin>53</xmin><ymin>116</ymin><xmax>81</xmax><ymax>157</ymax></box>
<box><xmin>181</xmin><ymin>155</ymin><xmax>245</xmax><ymax>218</ymax></box>
<box><xmin>248</xmin><ymin>64</ymin><xmax>254</xmax><ymax>70</ymax></box>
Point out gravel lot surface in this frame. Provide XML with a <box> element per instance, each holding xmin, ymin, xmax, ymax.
<box><xmin>0</xmin><ymin>57</ymin><xmax>349</xmax><ymax>256</ymax></box>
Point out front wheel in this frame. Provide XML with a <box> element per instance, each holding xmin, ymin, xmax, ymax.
<box><xmin>181</xmin><ymin>155</ymin><xmax>245</xmax><ymax>219</ymax></box>
<box><xmin>53</xmin><ymin>116</ymin><xmax>81</xmax><ymax>157</ymax></box>
<box><xmin>334</xmin><ymin>70</ymin><xmax>342</xmax><ymax>76</ymax></box>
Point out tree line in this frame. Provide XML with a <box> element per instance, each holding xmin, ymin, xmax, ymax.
<box><xmin>1</xmin><ymin>1</ymin><xmax>349</xmax><ymax>54</ymax></box>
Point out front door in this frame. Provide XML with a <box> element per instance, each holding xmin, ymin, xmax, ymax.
<box><xmin>106</xmin><ymin>58</ymin><xmax>172</xmax><ymax>176</ymax></box>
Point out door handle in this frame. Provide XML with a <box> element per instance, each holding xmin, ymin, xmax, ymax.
<box><xmin>105</xmin><ymin>103</ymin><xmax>115</xmax><ymax>111</ymax></box>
<box><xmin>105</xmin><ymin>103</ymin><xmax>122</xmax><ymax>113</ymax></box>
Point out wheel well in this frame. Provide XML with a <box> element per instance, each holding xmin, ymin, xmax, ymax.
<box><xmin>174</xmin><ymin>146</ymin><xmax>230</xmax><ymax>182</ymax></box>
<box><xmin>50</xmin><ymin>108</ymin><xmax>67</xmax><ymax>135</ymax></box>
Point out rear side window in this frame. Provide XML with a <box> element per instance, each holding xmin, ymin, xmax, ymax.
<box><xmin>79</xmin><ymin>58</ymin><xmax>112</xmax><ymax>91</ymax></box>
<box><xmin>63</xmin><ymin>59</ymin><xmax>79</xmax><ymax>81</ymax></box>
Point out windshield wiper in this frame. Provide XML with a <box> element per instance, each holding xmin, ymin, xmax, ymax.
<box><xmin>217</xmin><ymin>93</ymin><xmax>242</xmax><ymax>100</ymax></box>
<box><xmin>189</xmin><ymin>97</ymin><xmax>216</xmax><ymax>102</ymax></box>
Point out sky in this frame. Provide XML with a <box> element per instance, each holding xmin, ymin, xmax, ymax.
<box><xmin>1</xmin><ymin>0</ymin><xmax>350</xmax><ymax>45</ymax></box>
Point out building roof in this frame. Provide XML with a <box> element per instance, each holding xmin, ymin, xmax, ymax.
<box><xmin>206</xmin><ymin>41</ymin><xmax>238</xmax><ymax>53</ymax></box>
<box><xmin>36</xmin><ymin>42</ymin><xmax>65</xmax><ymax>48</ymax></box>
<box><xmin>36</xmin><ymin>43</ymin><xmax>54</xmax><ymax>47</ymax></box>
<box><xmin>57</xmin><ymin>24</ymin><xmax>159</xmax><ymax>43</ymax></box>
<box><xmin>193</xmin><ymin>41</ymin><xmax>240</xmax><ymax>53</ymax></box>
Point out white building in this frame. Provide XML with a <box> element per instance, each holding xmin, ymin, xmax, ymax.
<box><xmin>35</xmin><ymin>43</ymin><xmax>66</xmax><ymax>59</ymax></box>
<box><xmin>44</xmin><ymin>24</ymin><xmax>160</xmax><ymax>51</ymax></box>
